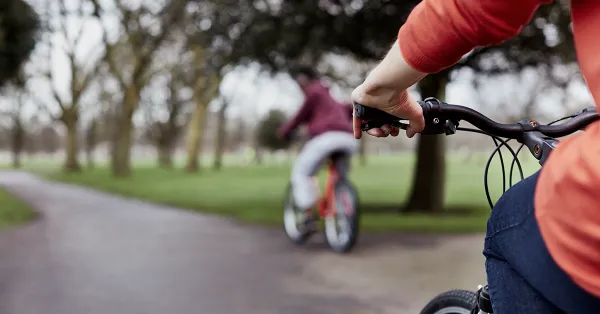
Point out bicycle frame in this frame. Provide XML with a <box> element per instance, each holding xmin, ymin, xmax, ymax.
<box><xmin>315</xmin><ymin>158</ymin><xmax>340</xmax><ymax>219</ymax></box>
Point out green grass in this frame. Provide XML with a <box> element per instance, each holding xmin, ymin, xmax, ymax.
<box><xmin>0</xmin><ymin>188</ymin><xmax>36</xmax><ymax>230</ymax></box>
<box><xmin>37</xmin><ymin>153</ymin><xmax>540</xmax><ymax>234</ymax></box>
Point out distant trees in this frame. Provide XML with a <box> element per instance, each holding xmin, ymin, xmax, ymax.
<box><xmin>0</xmin><ymin>0</ymin><xmax>39</xmax><ymax>168</ymax></box>
<box><xmin>1</xmin><ymin>0</ymin><xmax>582</xmax><ymax>216</ymax></box>
<box><xmin>255</xmin><ymin>109</ymin><xmax>291</xmax><ymax>152</ymax></box>
<box><xmin>194</xmin><ymin>0</ymin><xmax>577</xmax><ymax>212</ymax></box>
<box><xmin>32</xmin><ymin>0</ymin><xmax>105</xmax><ymax>172</ymax></box>
<box><xmin>141</xmin><ymin>71</ymin><xmax>192</xmax><ymax>168</ymax></box>
<box><xmin>0</xmin><ymin>0</ymin><xmax>39</xmax><ymax>87</ymax></box>
<box><xmin>91</xmin><ymin>0</ymin><xmax>188</xmax><ymax>177</ymax></box>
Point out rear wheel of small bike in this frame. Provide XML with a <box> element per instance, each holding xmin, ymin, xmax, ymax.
<box><xmin>420</xmin><ymin>290</ymin><xmax>477</xmax><ymax>314</ymax></box>
<box><xmin>324</xmin><ymin>179</ymin><xmax>360</xmax><ymax>253</ymax></box>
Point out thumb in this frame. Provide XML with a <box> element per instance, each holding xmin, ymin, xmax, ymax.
<box><xmin>394</xmin><ymin>91</ymin><xmax>424</xmax><ymax>138</ymax></box>
<box><xmin>406</xmin><ymin>110</ymin><xmax>425</xmax><ymax>138</ymax></box>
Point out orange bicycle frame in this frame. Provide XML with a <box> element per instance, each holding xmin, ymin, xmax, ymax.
<box><xmin>316</xmin><ymin>158</ymin><xmax>339</xmax><ymax>219</ymax></box>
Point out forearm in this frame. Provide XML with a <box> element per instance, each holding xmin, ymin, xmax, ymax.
<box><xmin>364</xmin><ymin>0</ymin><xmax>548</xmax><ymax>93</ymax></box>
<box><xmin>363</xmin><ymin>39</ymin><xmax>426</xmax><ymax>92</ymax></box>
<box><xmin>399</xmin><ymin>0</ymin><xmax>549</xmax><ymax>73</ymax></box>
<box><xmin>279</xmin><ymin>120</ymin><xmax>297</xmax><ymax>138</ymax></box>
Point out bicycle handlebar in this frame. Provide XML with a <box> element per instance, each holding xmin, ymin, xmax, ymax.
<box><xmin>355</xmin><ymin>98</ymin><xmax>599</xmax><ymax>139</ymax></box>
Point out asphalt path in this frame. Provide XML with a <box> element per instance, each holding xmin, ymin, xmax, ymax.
<box><xmin>0</xmin><ymin>172</ymin><xmax>486</xmax><ymax>314</ymax></box>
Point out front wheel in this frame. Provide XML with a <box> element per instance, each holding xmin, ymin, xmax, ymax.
<box><xmin>420</xmin><ymin>290</ymin><xmax>477</xmax><ymax>314</ymax></box>
<box><xmin>324</xmin><ymin>179</ymin><xmax>360</xmax><ymax>253</ymax></box>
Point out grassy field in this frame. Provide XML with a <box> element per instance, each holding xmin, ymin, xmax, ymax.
<box><xmin>0</xmin><ymin>188</ymin><xmax>36</xmax><ymax>230</ymax></box>
<box><xmin>39</xmin><ymin>153</ymin><xmax>540</xmax><ymax>233</ymax></box>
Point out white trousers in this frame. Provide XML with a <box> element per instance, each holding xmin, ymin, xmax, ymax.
<box><xmin>291</xmin><ymin>131</ymin><xmax>359</xmax><ymax>209</ymax></box>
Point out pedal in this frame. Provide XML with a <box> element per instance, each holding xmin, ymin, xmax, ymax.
<box><xmin>475</xmin><ymin>285</ymin><xmax>493</xmax><ymax>314</ymax></box>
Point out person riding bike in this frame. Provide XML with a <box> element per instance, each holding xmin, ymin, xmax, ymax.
<box><xmin>279</xmin><ymin>67</ymin><xmax>358</xmax><ymax>230</ymax></box>
<box><xmin>352</xmin><ymin>1</ymin><xmax>600</xmax><ymax>313</ymax></box>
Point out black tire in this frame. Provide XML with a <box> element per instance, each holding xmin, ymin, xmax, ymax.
<box><xmin>324</xmin><ymin>179</ymin><xmax>360</xmax><ymax>253</ymax></box>
<box><xmin>282</xmin><ymin>183</ymin><xmax>312</xmax><ymax>245</ymax></box>
<box><xmin>420</xmin><ymin>290</ymin><xmax>477</xmax><ymax>314</ymax></box>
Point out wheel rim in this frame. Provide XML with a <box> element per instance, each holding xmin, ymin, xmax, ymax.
<box><xmin>325</xmin><ymin>187</ymin><xmax>354</xmax><ymax>248</ymax></box>
<box><xmin>431</xmin><ymin>307</ymin><xmax>472</xmax><ymax>314</ymax></box>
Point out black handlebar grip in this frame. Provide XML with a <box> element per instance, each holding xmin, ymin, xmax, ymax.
<box><xmin>354</xmin><ymin>103</ymin><xmax>402</xmax><ymax>121</ymax></box>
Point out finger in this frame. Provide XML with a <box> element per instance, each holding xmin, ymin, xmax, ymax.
<box><xmin>411</xmin><ymin>115</ymin><xmax>426</xmax><ymax>134</ymax></box>
<box><xmin>351</xmin><ymin>85</ymin><xmax>371</xmax><ymax>106</ymax></box>
<box><xmin>352</xmin><ymin>111</ymin><xmax>362</xmax><ymax>139</ymax></box>
<box><xmin>367</xmin><ymin>128</ymin><xmax>388</xmax><ymax>137</ymax></box>
<box><xmin>380</xmin><ymin>124</ymin><xmax>393</xmax><ymax>135</ymax></box>
<box><xmin>390</xmin><ymin>127</ymin><xmax>400</xmax><ymax>137</ymax></box>
<box><xmin>406</xmin><ymin>124</ymin><xmax>420</xmax><ymax>138</ymax></box>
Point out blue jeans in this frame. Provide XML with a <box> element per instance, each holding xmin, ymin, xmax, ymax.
<box><xmin>484</xmin><ymin>171</ymin><xmax>600</xmax><ymax>313</ymax></box>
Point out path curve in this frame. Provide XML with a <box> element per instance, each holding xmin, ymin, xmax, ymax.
<box><xmin>0</xmin><ymin>172</ymin><xmax>486</xmax><ymax>314</ymax></box>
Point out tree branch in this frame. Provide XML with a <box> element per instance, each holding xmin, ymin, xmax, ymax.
<box><xmin>73</xmin><ymin>60</ymin><xmax>102</xmax><ymax>105</ymax></box>
<box><xmin>28</xmin><ymin>90</ymin><xmax>61</xmax><ymax>121</ymax></box>
<box><xmin>91</xmin><ymin>0</ymin><xmax>127</xmax><ymax>89</ymax></box>
<box><xmin>131</xmin><ymin>2</ymin><xmax>187</xmax><ymax>85</ymax></box>
<box><xmin>43</xmin><ymin>68</ymin><xmax>66</xmax><ymax>111</ymax></box>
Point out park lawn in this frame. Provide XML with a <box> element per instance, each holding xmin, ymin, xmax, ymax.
<box><xmin>0</xmin><ymin>188</ymin><xmax>36</xmax><ymax>230</ymax></box>
<box><xmin>44</xmin><ymin>154</ymin><xmax>540</xmax><ymax>233</ymax></box>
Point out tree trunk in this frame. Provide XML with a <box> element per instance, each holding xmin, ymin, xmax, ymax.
<box><xmin>404</xmin><ymin>72</ymin><xmax>449</xmax><ymax>213</ymax></box>
<box><xmin>184</xmin><ymin>101</ymin><xmax>208</xmax><ymax>173</ymax></box>
<box><xmin>63</xmin><ymin>114</ymin><xmax>82</xmax><ymax>173</ymax></box>
<box><xmin>11</xmin><ymin>120</ymin><xmax>23</xmax><ymax>169</ymax></box>
<box><xmin>157</xmin><ymin>143</ymin><xmax>174</xmax><ymax>168</ymax></box>
<box><xmin>253</xmin><ymin>147</ymin><xmax>263</xmax><ymax>165</ymax></box>
<box><xmin>358</xmin><ymin>137</ymin><xmax>367</xmax><ymax>166</ymax></box>
<box><xmin>86</xmin><ymin>148</ymin><xmax>94</xmax><ymax>169</ymax></box>
<box><xmin>111</xmin><ymin>87</ymin><xmax>138</xmax><ymax>177</ymax></box>
<box><xmin>11</xmin><ymin>129</ymin><xmax>22</xmax><ymax>169</ymax></box>
<box><xmin>85</xmin><ymin>120</ymin><xmax>97</xmax><ymax>170</ymax></box>
<box><xmin>212</xmin><ymin>102</ymin><xmax>228</xmax><ymax>170</ymax></box>
<box><xmin>12</xmin><ymin>151</ymin><xmax>21</xmax><ymax>169</ymax></box>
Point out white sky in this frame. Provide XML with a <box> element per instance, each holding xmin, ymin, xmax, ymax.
<box><xmin>18</xmin><ymin>0</ymin><xmax>595</xmax><ymax>129</ymax></box>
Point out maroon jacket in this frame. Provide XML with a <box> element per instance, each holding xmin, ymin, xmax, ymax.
<box><xmin>279</xmin><ymin>81</ymin><xmax>353</xmax><ymax>139</ymax></box>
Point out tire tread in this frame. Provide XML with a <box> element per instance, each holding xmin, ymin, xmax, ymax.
<box><xmin>419</xmin><ymin>290</ymin><xmax>477</xmax><ymax>314</ymax></box>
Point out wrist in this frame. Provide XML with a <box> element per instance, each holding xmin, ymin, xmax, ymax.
<box><xmin>365</xmin><ymin>40</ymin><xmax>426</xmax><ymax>91</ymax></box>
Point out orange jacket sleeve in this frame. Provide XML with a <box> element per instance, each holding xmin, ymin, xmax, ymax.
<box><xmin>399</xmin><ymin>0</ymin><xmax>552</xmax><ymax>73</ymax></box>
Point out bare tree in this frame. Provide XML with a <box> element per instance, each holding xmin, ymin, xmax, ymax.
<box><xmin>1</xmin><ymin>88</ymin><xmax>27</xmax><ymax>168</ymax></box>
<box><xmin>211</xmin><ymin>69</ymin><xmax>260</xmax><ymax>170</ymax></box>
<box><xmin>91</xmin><ymin>0</ymin><xmax>187</xmax><ymax>177</ymax></box>
<box><xmin>79</xmin><ymin>72</ymin><xmax>121</xmax><ymax>169</ymax></box>
<box><xmin>212</xmin><ymin>96</ymin><xmax>228</xmax><ymax>170</ymax></box>
<box><xmin>141</xmin><ymin>72</ymin><xmax>192</xmax><ymax>168</ymax></box>
<box><xmin>32</xmin><ymin>0</ymin><xmax>103</xmax><ymax>172</ymax></box>
<box><xmin>183</xmin><ymin>48</ymin><xmax>221</xmax><ymax>172</ymax></box>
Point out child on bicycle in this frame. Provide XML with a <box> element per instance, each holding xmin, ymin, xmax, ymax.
<box><xmin>278</xmin><ymin>66</ymin><xmax>359</xmax><ymax>228</ymax></box>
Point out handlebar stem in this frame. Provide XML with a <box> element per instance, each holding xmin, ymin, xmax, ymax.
<box><xmin>518</xmin><ymin>120</ymin><xmax>559</xmax><ymax>166</ymax></box>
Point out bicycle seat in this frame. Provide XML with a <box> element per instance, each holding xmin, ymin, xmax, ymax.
<box><xmin>329</xmin><ymin>150</ymin><xmax>347</xmax><ymax>162</ymax></box>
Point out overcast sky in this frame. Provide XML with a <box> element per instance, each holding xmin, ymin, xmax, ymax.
<box><xmin>16</xmin><ymin>0</ymin><xmax>595</xmax><ymax>129</ymax></box>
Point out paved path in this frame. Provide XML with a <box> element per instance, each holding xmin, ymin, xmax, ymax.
<box><xmin>0</xmin><ymin>172</ymin><xmax>486</xmax><ymax>314</ymax></box>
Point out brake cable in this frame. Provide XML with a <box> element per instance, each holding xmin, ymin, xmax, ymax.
<box><xmin>455</xmin><ymin>113</ymin><xmax>576</xmax><ymax>210</ymax></box>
